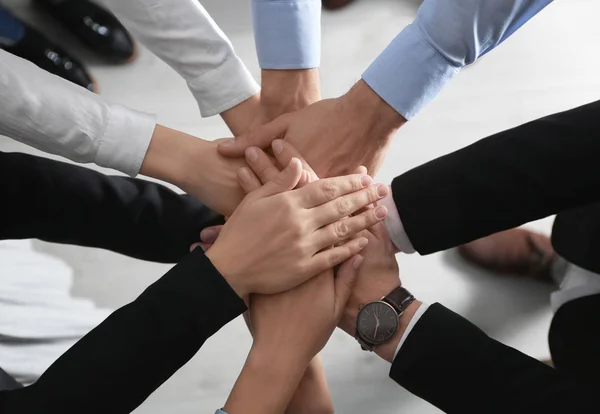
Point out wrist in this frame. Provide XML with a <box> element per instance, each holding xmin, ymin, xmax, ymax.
<box><xmin>139</xmin><ymin>124</ymin><xmax>200</xmax><ymax>188</ymax></box>
<box><xmin>260</xmin><ymin>69</ymin><xmax>321</xmax><ymax>118</ymax></box>
<box><xmin>338</xmin><ymin>79</ymin><xmax>406</xmax><ymax>141</ymax></box>
<box><xmin>221</xmin><ymin>93</ymin><xmax>261</xmax><ymax>135</ymax></box>
<box><xmin>375</xmin><ymin>300</ymin><xmax>422</xmax><ymax>363</ymax></box>
<box><xmin>224</xmin><ymin>346</ymin><xmax>307</xmax><ymax>414</ymax></box>
<box><xmin>205</xmin><ymin>248</ymin><xmax>248</xmax><ymax>299</ymax></box>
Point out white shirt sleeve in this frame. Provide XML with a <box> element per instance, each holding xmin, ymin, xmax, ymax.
<box><xmin>0</xmin><ymin>50</ymin><xmax>156</xmax><ymax>177</ymax></box>
<box><xmin>99</xmin><ymin>0</ymin><xmax>260</xmax><ymax>117</ymax></box>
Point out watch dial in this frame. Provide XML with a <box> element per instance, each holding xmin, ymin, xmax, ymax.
<box><xmin>357</xmin><ymin>301</ymin><xmax>399</xmax><ymax>344</ymax></box>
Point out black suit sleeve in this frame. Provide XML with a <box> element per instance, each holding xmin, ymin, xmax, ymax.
<box><xmin>0</xmin><ymin>151</ymin><xmax>223</xmax><ymax>263</ymax></box>
<box><xmin>549</xmin><ymin>294</ymin><xmax>600</xmax><ymax>385</ymax></box>
<box><xmin>391</xmin><ymin>100</ymin><xmax>600</xmax><ymax>254</ymax></box>
<box><xmin>390</xmin><ymin>303</ymin><xmax>596</xmax><ymax>413</ymax></box>
<box><xmin>0</xmin><ymin>248</ymin><xmax>246</xmax><ymax>414</ymax></box>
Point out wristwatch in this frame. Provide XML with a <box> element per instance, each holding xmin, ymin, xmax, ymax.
<box><xmin>355</xmin><ymin>286</ymin><xmax>415</xmax><ymax>351</ymax></box>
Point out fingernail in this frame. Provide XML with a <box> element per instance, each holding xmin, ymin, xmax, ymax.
<box><xmin>272</xmin><ymin>139</ymin><xmax>284</xmax><ymax>154</ymax></box>
<box><xmin>361</xmin><ymin>175</ymin><xmax>372</xmax><ymax>187</ymax></box>
<box><xmin>377</xmin><ymin>184</ymin><xmax>389</xmax><ymax>197</ymax></box>
<box><xmin>358</xmin><ymin>237</ymin><xmax>369</xmax><ymax>248</ymax></box>
<box><xmin>375</xmin><ymin>205</ymin><xmax>388</xmax><ymax>219</ymax></box>
<box><xmin>246</xmin><ymin>147</ymin><xmax>259</xmax><ymax>162</ymax></box>
<box><xmin>220</xmin><ymin>138</ymin><xmax>235</xmax><ymax>146</ymax></box>
<box><xmin>200</xmin><ymin>229</ymin><xmax>218</xmax><ymax>243</ymax></box>
<box><xmin>352</xmin><ymin>255</ymin><xmax>364</xmax><ymax>269</ymax></box>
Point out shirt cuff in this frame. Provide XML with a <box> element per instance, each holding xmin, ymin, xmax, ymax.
<box><xmin>95</xmin><ymin>104</ymin><xmax>156</xmax><ymax>177</ymax></box>
<box><xmin>393</xmin><ymin>302</ymin><xmax>430</xmax><ymax>361</ymax></box>
<box><xmin>551</xmin><ymin>262</ymin><xmax>600</xmax><ymax>312</ymax></box>
<box><xmin>252</xmin><ymin>0</ymin><xmax>321</xmax><ymax>69</ymax></box>
<box><xmin>379</xmin><ymin>190</ymin><xmax>415</xmax><ymax>254</ymax></box>
<box><xmin>187</xmin><ymin>55</ymin><xmax>260</xmax><ymax>117</ymax></box>
<box><xmin>361</xmin><ymin>22</ymin><xmax>459</xmax><ymax>120</ymax></box>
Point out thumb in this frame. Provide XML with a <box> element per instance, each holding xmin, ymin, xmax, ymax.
<box><xmin>334</xmin><ymin>254</ymin><xmax>363</xmax><ymax>318</ymax></box>
<box><xmin>254</xmin><ymin>157</ymin><xmax>303</xmax><ymax>199</ymax></box>
<box><xmin>217</xmin><ymin>115</ymin><xmax>290</xmax><ymax>157</ymax></box>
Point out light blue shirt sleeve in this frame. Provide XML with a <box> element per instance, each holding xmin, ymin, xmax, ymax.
<box><xmin>362</xmin><ymin>0</ymin><xmax>554</xmax><ymax>120</ymax></box>
<box><xmin>215</xmin><ymin>410</ymin><xmax>227</xmax><ymax>414</ymax></box>
<box><xmin>251</xmin><ymin>0</ymin><xmax>321</xmax><ymax>69</ymax></box>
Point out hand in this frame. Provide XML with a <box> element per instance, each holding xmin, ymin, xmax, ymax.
<box><xmin>223</xmin><ymin>257</ymin><xmax>362</xmax><ymax>414</ymax></box>
<box><xmin>139</xmin><ymin>126</ymin><xmax>248</xmax><ymax>217</ymax></box>
<box><xmin>205</xmin><ymin>156</ymin><xmax>390</xmax><ymax>297</ymax></box>
<box><xmin>218</xmin><ymin>80</ymin><xmax>406</xmax><ymax>177</ymax></box>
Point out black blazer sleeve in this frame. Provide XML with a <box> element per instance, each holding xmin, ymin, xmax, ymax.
<box><xmin>391</xmin><ymin>100</ymin><xmax>600</xmax><ymax>254</ymax></box>
<box><xmin>0</xmin><ymin>248</ymin><xmax>246</xmax><ymax>414</ymax></box>
<box><xmin>390</xmin><ymin>303</ymin><xmax>596</xmax><ymax>413</ymax></box>
<box><xmin>0</xmin><ymin>151</ymin><xmax>223</xmax><ymax>263</ymax></box>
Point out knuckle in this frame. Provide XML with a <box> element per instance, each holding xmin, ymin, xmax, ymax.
<box><xmin>334</xmin><ymin>220</ymin><xmax>350</xmax><ymax>238</ymax></box>
<box><xmin>335</xmin><ymin>198</ymin><xmax>353</xmax><ymax>216</ymax></box>
<box><xmin>321</xmin><ymin>181</ymin><xmax>337</xmax><ymax>200</ymax></box>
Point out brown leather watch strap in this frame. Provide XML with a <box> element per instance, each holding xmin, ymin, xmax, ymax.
<box><xmin>382</xmin><ymin>286</ymin><xmax>415</xmax><ymax>315</ymax></box>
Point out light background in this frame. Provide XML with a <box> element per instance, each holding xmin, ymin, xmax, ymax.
<box><xmin>1</xmin><ymin>0</ymin><xmax>598</xmax><ymax>412</ymax></box>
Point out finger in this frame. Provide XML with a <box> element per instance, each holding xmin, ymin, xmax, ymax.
<box><xmin>200</xmin><ymin>226</ymin><xmax>223</xmax><ymax>244</ymax></box>
<box><xmin>312</xmin><ymin>184</ymin><xmax>389</xmax><ymax>227</ymax></box>
<box><xmin>353</xmin><ymin>166</ymin><xmax>367</xmax><ymax>175</ymax></box>
<box><xmin>253</xmin><ymin>157</ymin><xmax>303</xmax><ymax>198</ymax></box>
<box><xmin>333</xmin><ymin>254</ymin><xmax>363</xmax><ymax>318</ymax></box>
<box><xmin>314</xmin><ymin>206</ymin><xmax>388</xmax><ymax>250</ymax></box>
<box><xmin>237</xmin><ymin>167</ymin><xmax>263</xmax><ymax>194</ymax></box>
<box><xmin>245</xmin><ymin>147</ymin><xmax>280</xmax><ymax>185</ymax></box>
<box><xmin>217</xmin><ymin>115</ymin><xmax>290</xmax><ymax>157</ymax></box>
<box><xmin>271</xmin><ymin>139</ymin><xmax>319</xmax><ymax>182</ymax></box>
<box><xmin>308</xmin><ymin>237</ymin><xmax>369</xmax><ymax>275</ymax></box>
<box><xmin>296</xmin><ymin>174</ymin><xmax>373</xmax><ymax>208</ymax></box>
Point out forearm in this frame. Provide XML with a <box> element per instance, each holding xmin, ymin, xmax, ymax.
<box><xmin>99</xmin><ymin>0</ymin><xmax>259</xmax><ymax>117</ymax></box>
<box><xmin>386</xmin><ymin>302</ymin><xmax>594</xmax><ymax>413</ymax></box>
<box><xmin>224</xmin><ymin>348</ymin><xmax>307</xmax><ymax>414</ymax></box>
<box><xmin>0</xmin><ymin>49</ymin><xmax>154</xmax><ymax>177</ymax></box>
<box><xmin>362</xmin><ymin>0</ymin><xmax>553</xmax><ymax>120</ymax></box>
<box><xmin>286</xmin><ymin>355</ymin><xmax>333</xmax><ymax>414</ymax></box>
<box><xmin>0</xmin><ymin>150</ymin><xmax>221</xmax><ymax>263</ymax></box>
<box><xmin>391</xmin><ymin>100</ymin><xmax>600</xmax><ymax>255</ymax></box>
<box><xmin>0</xmin><ymin>249</ymin><xmax>246</xmax><ymax>414</ymax></box>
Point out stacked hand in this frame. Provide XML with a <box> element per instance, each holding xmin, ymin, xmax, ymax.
<box><xmin>217</xmin><ymin>80</ymin><xmax>406</xmax><ymax>178</ymax></box>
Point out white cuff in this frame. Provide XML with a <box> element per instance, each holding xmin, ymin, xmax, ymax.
<box><xmin>95</xmin><ymin>105</ymin><xmax>156</xmax><ymax>177</ymax></box>
<box><xmin>551</xmin><ymin>263</ymin><xmax>600</xmax><ymax>312</ymax></box>
<box><xmin>379</xmin><ymin>191</ymin><xmax>416</xmax><ymax>254</ymax></box>
<box><xmin>393</xmin><ymin>302</ymin><xmax>429</xmax><ymax>361</ymax></box>
<box><xmin>188</xmin><ymin>55</ymin><xmax>260</xmax><ymax>117</ymax></box>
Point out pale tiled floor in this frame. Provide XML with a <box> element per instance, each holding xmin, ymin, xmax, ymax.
<box><xmin>1</xmin><ymin>0</ymin><xmax>599</xmax><ymax>412</ymax></box>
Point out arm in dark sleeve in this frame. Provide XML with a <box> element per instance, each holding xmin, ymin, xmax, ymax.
<box><xmin>391</xmin><ymin>303</ymin><xmax>596</xmax><ymax>413</ymax></box>
<box><xmin>0</xmin><ymin>248</ymin><xmax>246</xmax><ymax>414</ymax></box>
<box><xmin>391</xmin><ymin>100</ymin><xmax>600</xmax><ymax>254</ymax></box>
<box><xmin>0</xmin><ymin>151</ymin><xmax>223</xmax><ymax>263</ymax></box>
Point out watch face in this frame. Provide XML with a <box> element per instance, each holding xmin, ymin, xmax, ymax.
<box><xmin>357</xmin><ymin>301</ymin><xmax>399</xmax><ymax>345</ymax></box>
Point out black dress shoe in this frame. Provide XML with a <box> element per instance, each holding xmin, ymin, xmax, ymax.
<box><xmin>322</xmin><ymin>0</ymin><xmax>355</xmax><ymax>10</ymax></box>
<box><xmin>3</xmin><ymin>22</ymin><xmax>96</xmax><ymax>92</ymax></box>
<box><xmin>35</xmin><ymin>0</ymin><xmax>136</xmax><ymax>63</ymax></box>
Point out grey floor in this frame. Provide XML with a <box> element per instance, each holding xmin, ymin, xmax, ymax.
<box><xmin>1</xmin><ymin>0</ymin><xmax>599</xmax><ymax>412</ymax></box>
